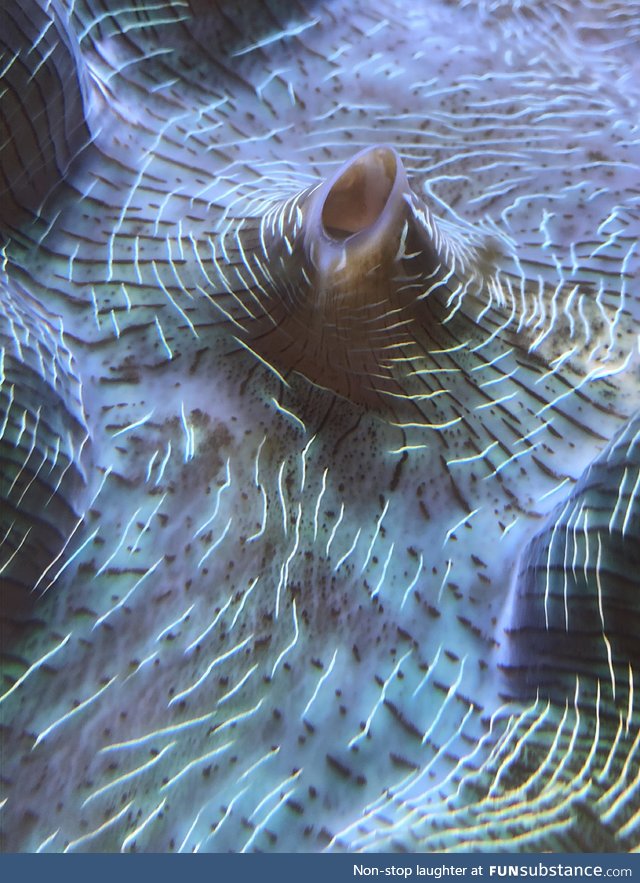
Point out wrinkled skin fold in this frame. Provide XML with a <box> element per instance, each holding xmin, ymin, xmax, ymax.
<box><xmin>1</xmin><ymin>0</ymin><xmax>640</xmax><ymax>853</ymax></box>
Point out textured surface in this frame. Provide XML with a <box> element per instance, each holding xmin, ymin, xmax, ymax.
<box><xmin>1</xmin><ymin>0</ymin><xmax>640</xmax><ymax>853</ymax></box>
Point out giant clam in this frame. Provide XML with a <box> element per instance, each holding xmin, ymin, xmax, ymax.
<box><xmin>1</xmin><ymin>0</ymin><xmax>640</xmax><ymax>853</ymax></box>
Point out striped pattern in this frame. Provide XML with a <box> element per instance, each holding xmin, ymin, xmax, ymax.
<box><xmin>0</xmin><ymin>274</ymin><xmax>88</xmax><ymax>602</ymax></box>
<box><xmin>0</xmin><ymin>0</ymin><xmax>639</xmax><ymax>853</ymax></box>
<box><xmin>505</xmin><ymin>414</ymin><xmax>640</xmax><ymax>710</ymax></box>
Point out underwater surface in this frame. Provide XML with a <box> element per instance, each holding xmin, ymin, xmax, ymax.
<box><xmin>1</xmin><ymin>0</ymin><xmax>640</xmax><ymax>853</ymax></box>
